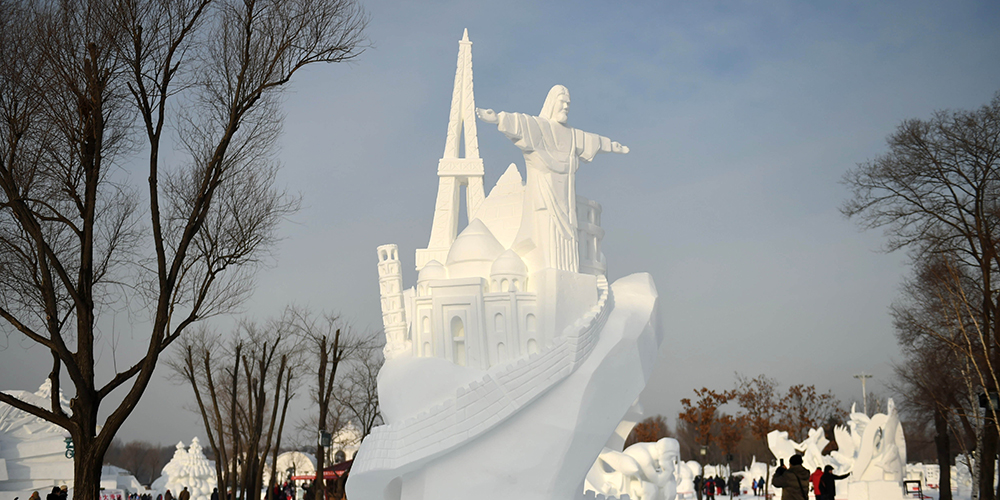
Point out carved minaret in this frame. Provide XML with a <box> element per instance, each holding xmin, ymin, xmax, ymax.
<box><xmin>377</xmin><ymin>244</ymin><xmax>409</xmax><ymax>358</ymax></box>
<box><xmin>415</xmin><ymin>29</ymin><xmax>486</xmax><ymax>271</ymax></box>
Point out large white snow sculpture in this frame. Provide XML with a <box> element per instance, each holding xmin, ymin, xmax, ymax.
<box><xmin>153</xmin><ymin>438</ymin><xmax>216</xmax><ymax>500</ymax></box>
<box><xmin>0</xmin><ymin>380</ymin><xmax>75</xmax><ymax>500</ymax></box>
<box><xmin>584</xmin><ymin>438</ymin><xmax>680</xmax><ymax>500</ymax></box>
<box><xmin>765</xmin><ymin>399</ymin><xmax>907</xmax><ymax>500</ymax></box>
<box><xmin>347</xmin><ymin>30</ymin><xmax>665</xmax><ymax>500</ymax></box>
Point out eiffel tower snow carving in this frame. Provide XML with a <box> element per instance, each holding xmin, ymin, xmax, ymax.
<box><xmin>415</xmin><ymin>28</ymin><xmax>486</xmax><ymax>271</ymax></box>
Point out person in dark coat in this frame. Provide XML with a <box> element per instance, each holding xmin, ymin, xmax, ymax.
<box><xmin>46</xmin><ymin>487</ymin><xmax>60</xmax><ymax>500</ymax></box>
<box><xmin>210</xmin><ymin>488</ymin><xmax>219</xmax><ymax>500</ymax></box>
<box><xmin>694</xmin><ymin>475</ymin><xmax>703</xmax><ymax>500</ymax></box>
<box><xmin>817</xmin><ymin>465</ymin><xmax>850</xmax><ymax>500</ymax></box>
<box><xmin>771</xmin><ymin>454</ymin><xmax>811</xmax><ymax>500</ymax></box>
<box><xmin>704</xmin><ymin>477</ymin><xmax>715</xmax><ymax>500</ymax></box>
<box><xmin>164</xmin><ymin>490</ymin><xmax>173</xmax><ymax>500</ymax></box>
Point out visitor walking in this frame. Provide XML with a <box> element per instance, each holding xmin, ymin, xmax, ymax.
<box><xmin>704</xmin><ymin>476</ymin><xmax>715</xmax><ymax>500</ymax></box>
<box><xmin>46</xmin><ymin>486</ymin><xmax>60</xmax><ymax>500</ymax></box>
<box><xmin>211</xmin><ymin>489</ymin><xmax>219</xmax><ymax>500</ymax></box>
<box><xmin>817</xmin><ymin>465</ymin><xmax>850</xmax><ymax>500</ymax></box>
<box><xmin>179</xmin><ymin>487</ymin><xmax>190</xmax><ymax>500</ymax></box>
<box><xmin>757</xmin><ymin>477</ymin><xmax>765</xmax><ymax>496</ymax></box>
<box><xmin>728</xmin><ymin>476</ymin><xmax>739</xmax><ymax>498</ymax></box>
<box><xmin>164</xmin><ymin>489</ymin><xmax>173</xmax><ymax>500</ymax></box>
<box><xmin>771</xmin><ymin>455</ymin><xmax>810</xmax><ymax>500</ymax></box>
<box><xmin>694</xmin><ymin>475</ymin><xmax>703</xmax><ymax>500</ymax></box>
<box><xmin>29</xmin><ymin>491</ymin><xmax>40</xmax><ymax>500</ymax></box>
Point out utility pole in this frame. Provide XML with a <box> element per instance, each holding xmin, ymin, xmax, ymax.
<box><xmin>854</xmin><ymin>372</ymin><xmax>873</xmax><ymax>415</ymax></box>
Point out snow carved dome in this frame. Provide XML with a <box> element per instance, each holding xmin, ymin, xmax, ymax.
<box><xmin>445</xmin><ymin>219</ymin><xmax>504</xmax><ymax>279</ymax></box>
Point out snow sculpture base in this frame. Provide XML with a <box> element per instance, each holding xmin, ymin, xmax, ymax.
<box><xmin>349</xmin><ymin>274</ymin><xmax>663</xmax><ymax>500</ymax></box>
<box><xmin>848</xmin><ymin>480</ymin><xmax>905</xmax><ymax>500</ymax></box>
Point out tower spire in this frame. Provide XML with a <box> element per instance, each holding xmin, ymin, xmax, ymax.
<box><xmin>416</xmin><ymin>29</ymin><xmax>486</xmax><ymax>270</ymax></box>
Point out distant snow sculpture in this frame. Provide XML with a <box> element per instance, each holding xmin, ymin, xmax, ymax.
<box><xmin>675</xmin><ymin>461</ymin><xmax>699</xmax><ymax>499</ymax></box>
<box><xmin>0</xmin><ymin>380</ymin><xmax>75</xmax><ymax>497</ymax></box>
<box><xmin>347</xmin><ymin>29</ymin><xmax>665</xmax><ymax>500</ymax></box>
<box><xmin>153</xmin><ymin>438</ymin><xmax>216</xmax><ymax>500</ymax></box>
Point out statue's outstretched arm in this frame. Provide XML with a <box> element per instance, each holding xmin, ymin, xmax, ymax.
<box><xmin>609</xmin><ymin>140</ymin><xmax>629</xmax><ymax>154</ymax></box>
<box><xmin>476</xmin><ymin>108</ymin><xmax>499</xmax><ymax>124</ymax></box>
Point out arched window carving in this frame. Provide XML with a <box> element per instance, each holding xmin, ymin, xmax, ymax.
<box><xmin>451</xmin><ymin>316</ymin><xmax>466</xmax><ymax>366</ymax></box>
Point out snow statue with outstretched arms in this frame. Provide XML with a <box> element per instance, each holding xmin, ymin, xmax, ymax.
<box><xmin>347</xmin><ymin>30</ymin><xmax>666</xmax><ymax>500</ymax></box>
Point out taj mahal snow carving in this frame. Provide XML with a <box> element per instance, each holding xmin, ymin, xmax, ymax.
<box><xmin>347</xmin><ymin>31</ymin><xmax>666</xmax><ymax>500</ymax></box>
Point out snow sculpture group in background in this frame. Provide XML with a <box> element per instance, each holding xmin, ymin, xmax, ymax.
<box><xmin>586</xmin><ymin>438</ymin><xmax>681</xmax><ymax>500</ymax></box>
<box><xmin>0</xmin><ymin>380</ymin><xmax>75</xmax><ymax>500</ymax></box>
<box><xmin>152</xmin><ymin>438</ymin><xmax>216</xmax><ymax>500</ymax></box>
<box><xmin>347</xmin><ymin>30</ymin><xmax>665</xmax><ymax>500</ymax></box>
<box><xmin>767</xmin><ymin>398</ymin><xmax>907</xmax><ymax>500</ymax></box>
<box><xmin>584</xmin><ymin>410</ymin><xmax>680</xmax><ymax>500</ymax></box>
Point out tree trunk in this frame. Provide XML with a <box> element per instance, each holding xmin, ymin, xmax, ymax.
<box><xmin>72</xmin><ymin>440</ymin><xmax>102</xmax><ymax>500</ymax></box>
<box><xmin>982</xmin><ymin>418</ymin><xmax>997</xmax><ymax>500</ymax></box>
<box><xmin>935</xmin><ymin>407</ymin><xmax>953</xmax><ymax>500</ymax></box>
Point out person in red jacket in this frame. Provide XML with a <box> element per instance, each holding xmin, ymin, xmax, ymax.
<box><xmin>810</xmin><ymin>467</ymin><xmax>823</xmax><ymax>495</ymax></box>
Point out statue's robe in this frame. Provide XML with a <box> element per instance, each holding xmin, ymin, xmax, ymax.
<box><xmin>495</xmin><ymin>111</ymin><xmax>613</xmax><ymax>272</ymax></box>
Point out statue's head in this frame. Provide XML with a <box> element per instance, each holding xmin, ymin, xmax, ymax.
<box><xmin>540</xmin><ymin>85</ymin><xmax>570</xmax><ymax>124</ymax></box>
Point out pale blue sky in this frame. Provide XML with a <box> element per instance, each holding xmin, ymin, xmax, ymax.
<box><xmin>2</xmin><ymin>0</ymin><xmax>1000</xmax><ymax>446</ymax></box>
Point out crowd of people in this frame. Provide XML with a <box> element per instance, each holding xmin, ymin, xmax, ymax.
<box><xmin>689</xmin><ymin>454</ymin><xmax>851</xmax><ymax>499</ymax></box>
<box><xmin>692</xmin><ymin>474</ymin><xmax>744</xmax><ymax>499</ymax></box>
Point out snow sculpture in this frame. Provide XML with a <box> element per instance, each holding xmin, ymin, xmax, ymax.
<box><xmin>765</xmin><ymin>399</ymin><xmax>907</xmax><ymax>500</ymax></box>
<box><xmin>675</xmin><ymin>461</ymin><xmax>698</xmax><ymax>499</ymax></box>
<box><xmin>734</xmin><ymin>459</ymin><xmax>768</xmax><ymax>496</ymax></box>
<box><xmin>348</xmin><ymin>30</ymin><xmax>665</xmax><ymax>500</ymax></box>
<box><xmin>843</xmin><ymin>399</ymin><xmax>906</xmax><ymax>500</ymax></box>
<box><xmin>153</xmin><ymin>438</ymin><xmax>216</xmax><ymax>500</ymax></box>
<box><xmin>584</xmin><ymin>438</ymin><xmax>679</xmax><ymax>500</ymax></box>
<box><xmin>0</xmin><ymin>380</ymin><xmax>75</xmax><ymax>499</ymax></box>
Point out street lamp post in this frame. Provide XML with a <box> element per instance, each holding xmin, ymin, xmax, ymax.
<box><xmin>854</xmin><ymin>372</ymin><xmax>873</xmax><ymax>415</ymax></box>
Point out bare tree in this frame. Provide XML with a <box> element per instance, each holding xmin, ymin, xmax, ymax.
<box><xmin>333</xmin><ymin>338</ymin><xmax>384</xmax><ymax>438</ymax></box>
<box><xmin>0</xmin><ymin>1</ymin><xmax>366</xmax><ymax>499</ymax></box>
<box><xmin>286</xmin><ymin>310</ymin><xmax>382</xmax><ymax>498</ymax></box>
<box><xmin>891</xmin><ymin>255</ymin><xmax>981</xmax><ymax>500</ymax></box>
<box><xmin>290</xmin><ymin>310</ymin><xmax>349</xmax><ymax>497</ymax></box>
<box><xmin>170</xmin><ymin>319</ymin><xmax>301</xmax><ymax>500</ymax></box>
<box><xmin>842</xmin><ymin>91</ymin><xmax>1000</xmax><ymax>499</ymax></box>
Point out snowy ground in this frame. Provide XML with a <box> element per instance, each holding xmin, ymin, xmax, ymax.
<box><xmin>709</xmin><ymin>491</ymin><xmax>969</xmax><ymax>500</ymax></box>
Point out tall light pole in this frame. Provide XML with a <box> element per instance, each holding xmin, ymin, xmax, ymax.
<box><xmin>854</xmin><ymin>372</ymin><xmax>873</xmax><ymax>415</ymax></box>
